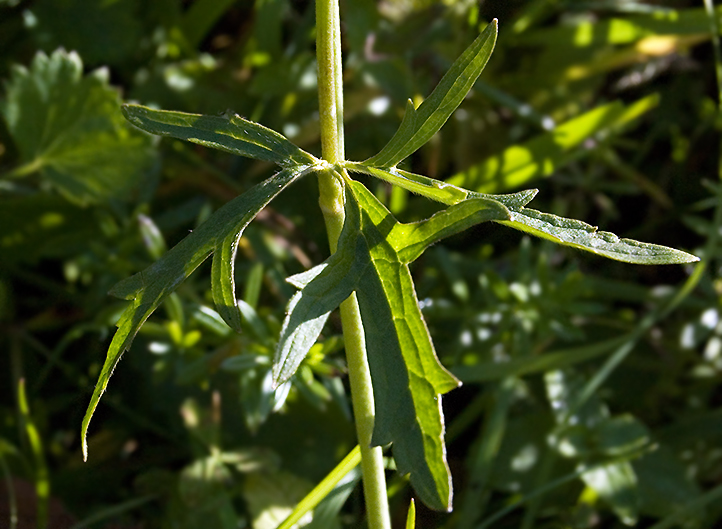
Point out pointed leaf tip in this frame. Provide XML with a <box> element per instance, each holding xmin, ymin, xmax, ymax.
<box><xmin>499</xmin><ymin>208</ymin><xmax>700</xmax><ymax>265</ymax></box>
<box><xmin>406</xmin><ymin>499</ymin><xmax>417</xmax><ymax>529</ymax></box>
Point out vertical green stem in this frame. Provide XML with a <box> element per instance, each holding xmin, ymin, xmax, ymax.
<box><xmin>17</xmin><ymin>379</ymin><xmax>49</xmax><ymax>529</ymax></box>
<box><xmin>315</xmin><ymin>1</ymin><xmax>392</xmax><ymax>528</ymax></box>
<box><xmin>339</xmin><ymin>298</ymin><xmax>391</xmax><ymax>529</ymax></box>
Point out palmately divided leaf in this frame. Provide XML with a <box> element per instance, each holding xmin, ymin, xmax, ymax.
<box><xmin>273</xmin><ymin>178</ymin><xmax>509</xmax><ymax>510</ymax></box>
<box><xmin>122</xmin><ymin>104</ymin><xmax>318</xmax><ymax>168</ymax></box>
<box><xmin>82</xmin><ymin>166</ymin><xmax>312</xmax><ymax>461</ymax></box>
<box><xmin>499</xmin><ymin>207</ymin><xmax>700</xmax><ymax>265</ymax></box>
<box><xmin>365</xmin><ymin>19</ymin><xmax>498</xmax><ymax>168</ymax></box>
<box><xmin>1</xmin><ymin>50</ymin><xmax>156</xmax><ymax>205</ymax></box>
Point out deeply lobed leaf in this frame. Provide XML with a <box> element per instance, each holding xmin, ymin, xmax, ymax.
<box><xmin>273</xmin><ymin>178</ymin><xmax>510</xmax><ymax>510</ymax></box>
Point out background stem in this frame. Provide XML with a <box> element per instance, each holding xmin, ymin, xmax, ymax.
<box><xmin>315</xmin><ymin>1</ymin><xmax>392</xmax><ymax>528</ymax></box>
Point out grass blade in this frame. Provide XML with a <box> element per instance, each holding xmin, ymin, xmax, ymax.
<box><xmin>277</xmin><ymin>446</ymin><xmax>362</xmax><ymax>529</ymax></box>
<box><xmin>447</xmin><ymin>95</ymin><xmax>659</xmax><ymax>194</ymax></box>
<box><xmin>17</xmin><ymin>379</ymin><xmax>48</xmax><ymax>529</ymax></box>
<box><xmin>456</xmin><ymin>378</ymin><xmax>516</xmax><ymax>529</ymax></box>
<box><xmin>405</xmin><ymin>499</ymin><xmax>416</xmax><ymax>529</ymax></box>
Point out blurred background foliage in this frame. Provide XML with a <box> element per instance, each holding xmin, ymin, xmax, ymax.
<box><xmin>0</xmin><ymin>0</ymin><xmax>720</xmax><ymax>527</ymax></box>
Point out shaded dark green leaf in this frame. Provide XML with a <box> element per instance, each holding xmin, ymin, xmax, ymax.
<box><xmin>31</xmin><ymin>0</ymin><xmax>144</xmax><ymax>66</ymax></box>
<box><xmin>81</xmin><ymin>166</ymin><xmax>311</xmax><ymax>460</ymax></box>
<box><xmin>0</xmin><ymin>194</ymin><xmax>104</xmax><ymax>263</ymax></box>
<box><xmin>453</xmin><ymin>334</ymin><xmax>633</xmax><ymax>383</ymax></box>
<box><xmin>2</xmin><ymin>50</ymin><xmax>157</xmax><ymax>205</ymax></box>
<box><xmin>634</xmin><ymin>448</ymin><xmax>703</xmax><ymax>522</ymax></box>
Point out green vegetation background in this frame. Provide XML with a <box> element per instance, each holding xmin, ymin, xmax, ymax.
<box><xmin>0</xmin><ymin>0</ymin><xmax>720</xmax><ymax>528</ymax></box>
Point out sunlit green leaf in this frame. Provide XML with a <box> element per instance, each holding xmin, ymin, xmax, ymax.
<box><xmin>518</xmin><ymin>7</ymin><xmax>714</xmax><ymax>49</ymax></box>
<box><xmin>365</xmin><ymin>19</ymin><xmax>498</xmax><ymax>168</ymax></box>
<box><xmin>498</xmin><ymin>207</ymin><xmax>699</xmax><ymax>264</ymax></box>
<box><xmin>1</xmin><ymin>49</ymin><xmax>157</xmax><ymax>205</ymax></box>
<box><xmin>122</xmin><ymin>103</ymin><xmax>318</xmax><ymax>167</ymax></box>
<box><xmin>350</xmin><ymin>181</ymin><xmax>461</xmax><ymax>510</ymax></box>
<box><xmin>582</xmin><ymin>462</ymin><xmax>639</xmax><ymax>526</ymax></box>
<box><xmin>138</xmin><ymin>213</ymin><xmax>167</xmax><ymax>261</ymax></box>
<box><xmin>389</xmin><ymin>196</ymin><xmax>510</xmax><ymax>262</ymax></box>
<box><xmin>595</xmin><ymin>414</ymin><xmax>650</xmax><ymax>457</ymax></box>
<box><xmin>238</xmin><ymin>299</ymin><xmax>271</xmax><ymax>341</ymax></box>
<box><xmin>349</xmin><ymin>160</ymin><xmax>697</xmax><ymax>264</ymax></box>
<box><xmin>173</xmin><ymin>457</ymin><xmax>238</xmax><ymax>529</ymax></box>
<box><xmin>81</xmin><ymin>166</ymin><xmax>312</xmax><ymax>460</ymax></box>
